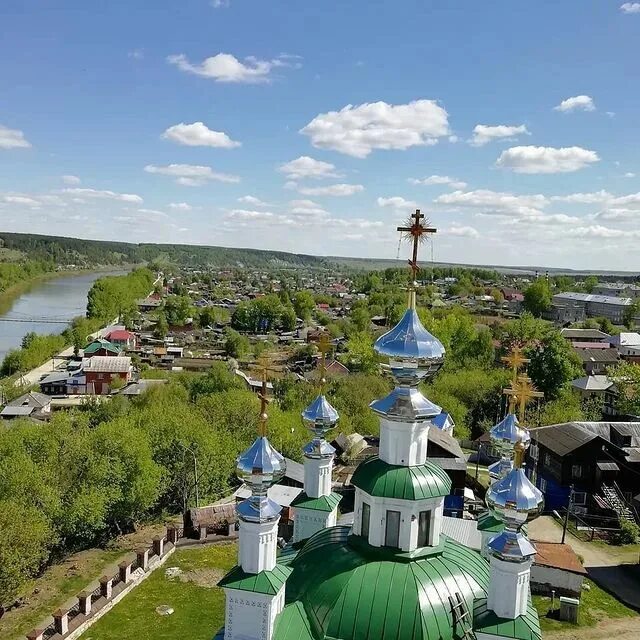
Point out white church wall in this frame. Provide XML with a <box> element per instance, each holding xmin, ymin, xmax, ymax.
<box><xmin>224</xmin><ymin>587</ymin><xmax>285</xmax><ymax>640</ymax></box>
<box><xmin>378</xmin><ymin>417</ymin><xmax>431</xmax><ymax>466</ymax></box>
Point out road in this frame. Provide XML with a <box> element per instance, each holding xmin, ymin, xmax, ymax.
<box><xmin>529</xmin><ymin>516</ymin><xmax>640</xmax><ymax>610</ymax></box>
<box><xmin>14</xmin><ymin>321</ymin><xmax>115</xmax><ymax>387</ymax></box>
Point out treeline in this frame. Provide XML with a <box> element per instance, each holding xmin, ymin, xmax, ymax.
<box><xmin>86</xmin><ymin>268</ymin><xmax>154</xmax><ymax>321</ymax></box>
<box><xmin>0</xmin><ymin>364</ymin><xmax>389</xmax><ymax>607</ymax></box>
<box><xmin>0</xmin><ymin>232</ymin><xmax>332</xmax><ymax>270</ymax></box>
<box><xmin>0</xmin><ymin>260</ymin><xmax>55</xmax><ymax>295</ymax></box>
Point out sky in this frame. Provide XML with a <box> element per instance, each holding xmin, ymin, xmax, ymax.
<box><xmin>1</xmin><ymin>1</ymin><xmax>640</xmax><ymax>270</ymax></box>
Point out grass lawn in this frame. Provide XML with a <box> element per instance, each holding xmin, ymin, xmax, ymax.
<box><xmin>80</xmin><ymin>542</ymin><xmax>238</xmax><ymax>640</ymax></box>
<box><xmin>533</xmin><ymin>579</ymin><xmax>638</xmax><ymax>635</ymax></box>
<box><xmin>0</xmin><ymin>523</ymin><xmax>168</xmax><ymax>640</ymax></box>
<box><xmin>466</xmin><ymin>462</ymin><xmax>490</xmax><ymax>488</ymax></box>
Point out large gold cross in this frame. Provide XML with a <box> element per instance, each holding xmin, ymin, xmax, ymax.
<box><xmin>503</xmin><ymin>374</ymin><xmax>544</xmax><ymax>423</ymax></box>
<box><xmin>250</xmin><ymin>354</ymin><xmax>279</xmax><ymax>436</ymax></box>
<box><xmin>397</xmin><ymin>209</ymin><xmax>437</xmax><ymax>282</ymax></box>
<box><xmin>501</xmin><ymin>345</ymin><xmax>530</xmax><ymax>386</ymax></box>
<box><xmin>314</xmin><ymin>332</ymin><xmax>332</xmax><ymax>389</ymax></box>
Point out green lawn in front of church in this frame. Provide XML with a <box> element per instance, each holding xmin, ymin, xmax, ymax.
<box><xmin>80</xmin><ymin>542</ymin><xmax>238</xmax><ymax>640</ymax></box>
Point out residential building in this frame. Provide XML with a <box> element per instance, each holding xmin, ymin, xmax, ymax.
<box><xmin>549</xmin><ymin>292</ymin><xmax>632</xmax><ymax>324</ymax></box>
<box><xmin>39</xmin><ymin>370</ymin><xmax>86</xmax><ymax>395</ymax></box>
<box><xmin>1</xmin><ymin>391</ymin><xmax>52</xmax><ymax>420</ymax></box>
<box><xmin>592</xmin><ymin>283</ymin><xmax>640</xmax><ymax>299</ymax></box>
<box><xmin>83</xmin><ymin>338</ymin><xmax>122</xmax><ymax>357</ymax></box>
<box><xmin>105</xmin><ymin>328</ymin><xmax>137</xmax><ymax>350</ymax></box>
<box><xmin>527</xmin><ymin>422</ymin><xmax>640</xmax><ymax>515</ymax></box>
<box><xmin>560</xmin><ymin>328</ymin><xmax>610</xmax><ymax>343</ymax></box>
<box><xmin>570</xmin><ymin>375</ymin><xmax>617</xmax><ymax>415</ymax></box>
<box><xmin>83</xmin><ymin>356</ymin><xmax>133</xmax><ymax>394</ymax></box>
<box><xmin>573</xmin><ymin>347</ymin><xmax>619</xmax><ymax>375</ymax></box>
<box><xmin>610</xmin><ymin>332</ymin><xmax>640</xmax><ymax>361</ymax></box>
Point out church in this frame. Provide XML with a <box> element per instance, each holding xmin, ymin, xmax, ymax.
<box><xmin>216</xmin><ymin>211</ymin><xmax>544</xmax><ymax>640</ymax></box>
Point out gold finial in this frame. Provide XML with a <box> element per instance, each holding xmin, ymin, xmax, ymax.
<box><xmin>251</xmin><ymin>353</ymin><xmax>278</xmax><ymax>437</ymax></box>
<box><xmin>501</xmin><ymin>345</ymin><xmax>530</xmax><ymax>385</ymax></box>
<box><xmin>514</xmin><ymin>440</ymin><xmax>526</xmax><ymax>469</ymax></box>
<box><xmin>315</xmin><ymin>332</ymin><xmax>332</xmax><ymax>389</ymax></box>
<box><xmin>397</xmin><ymin>209</ymin><xmax>437</xmax><ymax>308</ymax></box>
<box><xmin>503</xmin><ymin>374</ymin><xmax>544</xmax><ymax>424</ymax></box>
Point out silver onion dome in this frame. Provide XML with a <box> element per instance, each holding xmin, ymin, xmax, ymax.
<box><xmin>488</xmin><ymin>457</ymin><xmax>513</xmax><ymax>482</ymax></box>
<box><xmin>236</xmin><ymin>436</ymin><xmax>286</xmax><ymax>495</ymax></box>
<box><xmin>485</xmin><ymin>467</ymin><xmax>544</xmax><ymax>531</ymax></box>
<box><xmin>488</xmin><ymin>529</ymin><xmax>537</xmax><ymax>562</ymax></box>
<box><xmin>374</xmin><ymin>308</ymin><xmax>445</xmax><ymax>385</ymax></box>
<box><xmin>370</xmin><ymin>386</ymin><xmax>441</xmax><ymax>422</ymax></box>
<box><xmin>490</xmin><ymin>414</ymin><xmax>531</xmax><ymax>452</ymax></box>
<box><xmin>302</xmin><ymin>395</ymin><xmax>339</xmax><ymax>434</ymax></box>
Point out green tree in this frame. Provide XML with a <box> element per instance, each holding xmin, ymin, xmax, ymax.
<box><xmin>342</xmin><ymin>331</ymin><xmax>378</xmax><ymax>374</ymax></box>
<box><xmin>0</xmin><ymin>500</ymin><xmax>51</xmax><ymax>607</ymax></box>
<box><xmin>526</xmin><ymin>331</ymin><xmax>583</xmax><ymax>400</ymax></box>
<box><xmin>280</xmin><ymin>306</ymin><xmax>297</xmax><ymax>332</ymax></box>
<box><xmin>523</xmin><ymin>279</ymin><xmax>552</xmax><ymax>317</ymax></box>
<box><xmin>350</xmin><ymin>307</ymin><xmax>371</xmax><ymax>332</ymax></box>
<box><xmin>163</xmin><ymin>295</ymin><xmax>192</xmax><ymax>326</ymax></box>
<box><xmin>583</xmin><ymin>275</ymin><xmax>598</xmax><ymax>293</ymax></box>
<box><xmin>292</xmin><ymin>290</ymin><xmax>315</xmax><ymax>321</ymax></box>
<box><xmin>609</xmin><ymin>362</ymin><xmax>640</xmax><ymax>417</ymax></box>
<box><xmin>623</xmin><ymin>300</ymin><xmax>640</xmax><ymax>330</ymax></box>
<box><xmin>153</xmin><ymin>313</ymin><xmax>168</xmax><ymax>339</ymax></box>
<box><xmin>224</xmin><ymin>328</ymin><xmax>249</xmax><ymax>359</ymax></box>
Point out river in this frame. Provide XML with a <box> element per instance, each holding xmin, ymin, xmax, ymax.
<box><xmin>0</xmin><ymin>271</ymin><xmax>124</xmax><ymax>363</ymax></box>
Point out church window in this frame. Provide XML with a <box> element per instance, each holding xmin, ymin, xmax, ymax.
<box><xmin>361</xmin><ymin>502</ymin><xmax>370</xmax><ymax>539</ymax></box>
<box><xmin>418</xmin><ymin>510</ymin><xmax>431</xmax><ymax>547</ymax></box>
<box><xmin>385</xmin><ymin>510</ymin><xmax>401</xmax><ymax>547</ymax></box>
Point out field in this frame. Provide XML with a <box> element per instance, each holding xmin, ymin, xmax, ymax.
<box><xmin>79</xmin><ymin>543</ymin><xmax>237</xmax><ymax>640</ymax></box>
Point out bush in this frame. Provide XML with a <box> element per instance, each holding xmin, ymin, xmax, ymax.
<box><xmin>613</xmin><ymin>519</ymin><xmax>640</xmax><ymax>545</ymax></box>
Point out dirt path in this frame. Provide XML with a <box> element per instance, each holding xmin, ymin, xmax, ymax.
<box><xmin>529</xmin><ymin>516</ymin><xmax>640</xmax><ymax>609</ymax></box>
<box><xmin>545</xmin><ymin>616</ymin><xmax>640</xmax><ymax>639</ymax></box>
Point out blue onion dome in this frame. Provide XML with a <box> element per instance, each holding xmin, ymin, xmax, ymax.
<box><xmin>488</xmin><ymin>457</ymin><xmax>513</xmax><ymax>482</ymax></box>
<box><xmin>485</xmin><ymin>466</ymin><xmax>544</xmax><ymax>531</ymax></box>
<box><xmin>302</xmin><ymin>394</ymin><xmax>339</xmax><ymax>435</ymax></box>
<box><xmin>236</xmin><ymin>436</ymin><xmax>286</xmax><ymax>496</ymax></box>
<box><xmin>374</xmin><ymin>307</ymin><xmax>445</xmax><ymax>385</ymax></box>
<box><xmin>490</xmin><ymin>414</ymin><xmax>531</xmax><ymax>452</ymax></box>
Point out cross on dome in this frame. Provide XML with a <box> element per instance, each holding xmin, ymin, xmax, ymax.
<box><xmin>397</xmin><ymin>209</ymin><xmax>437</xmax><ymax>284</ymax></box>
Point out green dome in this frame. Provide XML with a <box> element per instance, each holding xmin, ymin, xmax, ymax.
<box><xmin>351</xmin><ymin>456</ymin><xmax>451</xmax><ymax>500</ymax></box>
<box><xmin>274</xmin><ymin>526</ymin><xmax>491</xmax><ymax>640</ymax></box>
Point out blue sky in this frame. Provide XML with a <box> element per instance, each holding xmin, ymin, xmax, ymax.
<box><xmin>1</xmin><ymin>1</ymin><xmax>640</xmax><ymax>269</ymax></box>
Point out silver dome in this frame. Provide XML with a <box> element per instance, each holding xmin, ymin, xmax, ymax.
<box><xmin>488</xmin><ymin>457</ymin><xmax>513</xmax><ymax>482</ymax></box>
<box><xmin>490</xmin><ymin>414</ymin><xmax>531</xmax><ymax>452</ymax></box>
<box><xmin>303</xmin><ymin>438</ymin><xmax>336</xmax><ymax>459</ymax></box>
<box><xmin>485</xmin><ymin>467</ymin><xmax>544</xmax><ymax>530</ymax></box>
<box><xmin>370</xmin><ymin>386</ymin><xmax>441</xmax><ymax>422</ymax></box>
<box><xmin>236</xmin><ymin>494</ymin><xmax>282</xmax><ymax>523</ymax></box>
<box><xmin>488</xmin><ymin>530</ymin><xmax>537</xmax><ymax>562</ymax></box>
<box><xmin>236</xmin><ymin>436</ymin><xmax>286</xmax><ymax>496</ymax></box>
<box><xmin>302</xmin><ymin>395</ymin><xmax>339</xmax><ymax>435</ymax></box>
<box><xmin>374</xmin><ymin>308</ymin><xmax>445</xmax><ymax>383</ymax></box>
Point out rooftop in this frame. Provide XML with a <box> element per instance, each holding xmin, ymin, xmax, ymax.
<box><xmin>571</xmin><ymin>375</ymin><xmax>615</xmax><ymax>391</ymax></box>
<box><xmin>531</xmin><ymin>541</ymin><xmax>586</xmax><ymax>575</ymax></box>
<box><xmin>84</xmin><ymin>356</ymin><xmax>132</xmax><ymax>373</ymax></box>
<box><xmin>560</xmin><ymin>328</ymin><xmax>611</xmax><ymax>340</ymax></box>
<box><xmin>553</xmin><ymin>292</ymin><xmax>632</xmax><ymax>306</ymax></box>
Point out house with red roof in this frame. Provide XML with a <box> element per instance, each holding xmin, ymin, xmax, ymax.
<box><xmin>105</xmin><ymin>329</ymin><xmax>137</xmax><ymax>350</ymax></box>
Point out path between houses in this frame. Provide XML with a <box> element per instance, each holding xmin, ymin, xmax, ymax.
<box><xmin>545</xmin><ymin>615</ymin><xmax>640</xmax><ymax>639</ymax></box>
<box><xmin>529</xmin><ymin>516</ymin><xmax>640</xmax><ymax>610</ymax></box>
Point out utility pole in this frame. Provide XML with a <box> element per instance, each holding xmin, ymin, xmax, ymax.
<box><xmin>561</xmin><ymin>484</ymin><xmax>574</xmax><ymax>544</ymax></box>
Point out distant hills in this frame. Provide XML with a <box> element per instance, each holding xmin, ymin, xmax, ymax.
<box><xmin>0</xmin><ymin>231</ymin><xmax>637</xmax><ymax>276</ymax></box>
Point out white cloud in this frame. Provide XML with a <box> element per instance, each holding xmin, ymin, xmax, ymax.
<box><xmin>496</xmin><ymin>146</ymin><xmax>599</xmax><ymax>174</ymax></box>
<box><xmin>621</xmin><ymin>3</ymin><xmax>640</xmax><ymax>13</ymax></box>
<box><xmin>300</xmin><ymin>99</ymin><xmax>450</xmax><ymax>158</ymax></box>
<box><xmin>595</xmin><ymin>208</ymin><xmax>637</xmax><ymax>221</ymax></box>
<box><xmin>238</xmin><ymin>195</ymin><xmax>271</xmax><ymax>207</ymax></box>
<box><xmin>167</xmin><ymin>52</ymin><xmax>300</xmax><ymax>83</ymax></box>
<box><xmin>442</xmin><ymin>225</ymin><xmax>479</xmax><ymax>238</ymax></box>
<box><xmin>0</xmin><ymin>125</ymin><xmax>31</xmax><ymax>149</ymax></box>
<box><xmin>550</xmin><ymin>190</ymin><xmax>613</xmax><ymax>204</ymax></box>
<box><xmin>144</xmin><ymin>164</ymin><xmax>240</xmax><ymax>186</ymax></box>
<box><xmin>553</xmin><ymin>95</ymin><xmax>596</xmax><ymax>112</ymax></box>
<box><xmin>297</xmin><ymin>183</ymin><xmax>364</xmax><ymax>197</ymax></box>
<box><xmin>288</xmin><ymin>199</ymin><xmax>329</xmax><ymax>216</ymax></box>
<box><xmin>409</xmin><ymin>175</ymin><xmax>467</xmax><ymax>189</ymax></box>
<box><xmin>162</xmin><ymin>122</ymin><xmax>240</xmax><ymax>148</ymax></box>
<box><xmin>211</xmin><ymin>0</ymin><xmax>230</xmax><ymax>7</ymax></box>
<box><xmin>60</xmin><ymin>188</ymin><xmax>143</xmax><ymax>203</ymax></box>
<box><xmin>435</xmin><ymin>189</ymin><xmax>548</xmax><ymax>215</ymax></box>
<box><xmin>62</xmin><ymin>175</ymin><xmax>81</xmax><ymax>185</ymax></box>
<box><xmin>3</xmin><ymin>195</ymin><xmax>40</xmax><ymax>206</ymax></box>
<box><xmin>377</xmin><ymin>196</ymin><xmax>419</xmax><ymax>212</ymax></box>
<box><xmin>609</xmin><ymin>192</ymin><xmax>640</xmax><ymax>208</ymax></box>
<box><xmin>168</xmin><ymin>202</ymin><xmax>192</xmax><ymax>211</ymax></box>
<box><xmin>226</xmin><ymin>209</ymin><xmax>274</xmax><ymax>221</ymax></box>
<box><xmin>278</xmin><ymin>156</ymin><xmax>340</xmax><ymax>179</ymax></box>
<box><xmin>624</xmin><ymin>172</ymin><xmax>636</xmax><ymax>178</ymax></box>
<box><xmin>469</xmin><ymin>124</ymin><xmax>529</xmax><ymax>147</ymax></box>
<box><xmin>128</xmin><ymin>49</ymin><xmax>144</xmax><ymax>60</ymax></box>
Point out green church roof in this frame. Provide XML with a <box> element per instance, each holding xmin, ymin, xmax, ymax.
<box><xmin>473</xmin><ymin>598</ymin><xmax>541</xmax><ymax>640</ymax></box>
<box><xmin>290</xmin><ymin>492</ymin><xmax>342</xmax><ymax>512</ymax></box>
<box><xmin>84</xmin><ymin>339</ymin><xmax>120</xmax><ymax>354</ymax></box>
<box><xmin>273</xmin><ymin>525</ymin><xmax>535</xmax><ymax>640</ymax></box>
<box><xmin>218</xmin><ymin>563</ymin><xmax>292</xmax><ymax>595</ymax></box>
<box><xmin>351</xmin><ymin>456</ymin><xmax>451</xmax><ymax>501</ymax></box>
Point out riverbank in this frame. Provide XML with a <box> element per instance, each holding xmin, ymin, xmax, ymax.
<box><xmin>0</xmin><ymin>267</ymin><xmax>133</xmax><ymax>316</ymax></box>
